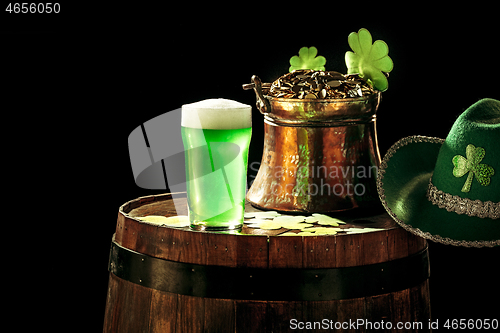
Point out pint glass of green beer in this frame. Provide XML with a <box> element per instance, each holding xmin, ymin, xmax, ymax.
<box><xmin>181</xmin><ymin>99</ymin><xmax>252</xmax><ymax>231</ymax></box>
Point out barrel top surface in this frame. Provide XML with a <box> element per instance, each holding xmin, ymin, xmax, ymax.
<box><xmin>114</xmin><ymin>193</ymin><xmax>427</xmax><ymax>269</ymax></box>
<box><xmin>120</xmin><ymin>192</ymin><xmax>398</xmax><ymax>236</ymax></box>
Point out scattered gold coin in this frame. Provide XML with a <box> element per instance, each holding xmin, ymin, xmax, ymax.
<box><xmin>344</xmin><ymin>227</ymin><xmax>383</xmax><ymax>234</ymax></box>
<box><xmin>305</xmin><ymin>214</ymin><xmax>346</xmax><ymax>226</ymax></box>
<box><xmin>244</xmin><ymin>211</ymin><xmax>281</xmax><ymax>219</ymax></box>
<box><xmin>137</xmin><ymin>215</ymin><xmax>190</xmax><ymax>228</ymax></box>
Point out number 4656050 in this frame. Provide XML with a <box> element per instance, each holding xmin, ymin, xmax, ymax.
<box><xmin>6</xmin><ymin>3</ymin><xmax>60</xmax><ymax>13</ymax></box>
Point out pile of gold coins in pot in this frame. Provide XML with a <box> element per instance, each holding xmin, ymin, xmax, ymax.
<box><xmin>266</xmin><ymin>69</ymin><xmax>375</xmax><ymax>99</ymax></box>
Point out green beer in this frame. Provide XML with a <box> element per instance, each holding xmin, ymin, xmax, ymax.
<box><xmin>181</xmin><ymin>99</ymin><xmax>252</xmax><ymax>230</ymax></box>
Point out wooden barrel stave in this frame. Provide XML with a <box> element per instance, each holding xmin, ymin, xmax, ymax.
<box><xmin>105</xmin><ymin>272</ymin><xmax>430</xmax><ymax>332</ymax></box>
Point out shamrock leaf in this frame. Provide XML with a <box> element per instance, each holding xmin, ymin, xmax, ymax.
<box><xmin>452</xmin><ymin>155</ymin><xmax>468</xmax><ymax>178</ymax></box>
<box><xmin>289</xmin><ymin>46</ymin><xmax>326</xmax><ymax>72</ymax></box>
<box><xmin>345</xmin><ymin>28</ymin><xmax>393</xmax><ymax>92</ymax></box>
<box><xmin>452</xmin><ymin>144</ymin><xmax>495</xmax><ymax>192</ymax></box>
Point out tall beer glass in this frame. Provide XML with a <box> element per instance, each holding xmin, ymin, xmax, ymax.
<box><xmin>181</xmin><ymin>99</ymin><xmax>252</xmax><ymax>231</ymax></box>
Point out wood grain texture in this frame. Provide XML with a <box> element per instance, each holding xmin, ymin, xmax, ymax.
<box><xmin>104</xmin><ymin>193</ymin><xmax>431</xmax><ymax>332</ymax></box>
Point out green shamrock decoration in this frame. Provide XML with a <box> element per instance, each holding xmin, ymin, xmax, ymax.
<box><xmin>345</xmin><ymin>28</ymin><xmax>393</xmax><ymax>92</ymax></box>
<box><xmin>289</xmin><ymin>46</ymin><xmax>326</xmax><ymax>72</ymax></box>
<box><xmin>452</xmin><ymin>144</ymin><xmax>495</xmax><ymax>192</ymax></box>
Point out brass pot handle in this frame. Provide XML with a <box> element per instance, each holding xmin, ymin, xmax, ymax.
<box><xmin>242</xmin><ymin>75</ymin><xmax>270</xmax><ymax>114</ymax></box>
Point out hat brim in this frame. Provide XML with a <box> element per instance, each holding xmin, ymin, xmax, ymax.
<box><xmin>377</xmin><ymin>136</ymin><xmax>500</xmax><ymax>248</ymax></box>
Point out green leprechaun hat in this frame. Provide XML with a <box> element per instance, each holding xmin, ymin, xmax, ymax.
<box><xmin>377</xmin><ymin>98</ymin><xmax>500</xmax><ymax>247</ymax></box>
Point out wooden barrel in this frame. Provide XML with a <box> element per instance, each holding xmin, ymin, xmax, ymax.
<box><xmin>104</xmin><ymin>193</ymin><xmax>430</xmax><ymax>332</ymax></box>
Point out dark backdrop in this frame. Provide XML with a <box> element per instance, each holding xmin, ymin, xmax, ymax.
<box><xmin>3</xmin><ymin>4</ymin><xmax>498</xmax><ymax>331</ymax></box>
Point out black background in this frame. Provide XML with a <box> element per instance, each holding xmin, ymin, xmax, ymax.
<box><xmin>2</xmin><ymin>3</ymin><xmax>499</xmax><ymax>331</ymax></box>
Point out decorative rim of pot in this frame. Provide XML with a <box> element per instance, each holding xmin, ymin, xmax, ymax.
<box><xmin>264</xmin><ymin>91</ymin><xmax>380</xmax><ymax>104</ymax></box>
<box><xmin>262</xmin><ymin>92</ymin><xmax>381</xmax><ymax>126</ymax></box>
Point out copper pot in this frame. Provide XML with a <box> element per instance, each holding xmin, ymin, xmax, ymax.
<box><xmin>244</xmin><ymin>75</ymin><xmax>382</xmax><ymax>213</ymax></box>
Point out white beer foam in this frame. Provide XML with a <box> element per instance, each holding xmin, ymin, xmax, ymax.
<box><xmin>182</xmin><ymin>98</ymin><xmax>252</xmax><ymax>129</ymax></box>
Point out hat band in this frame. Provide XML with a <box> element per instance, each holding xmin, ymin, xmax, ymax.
<box><xmin>427</xmin><ymin>180</ymin><xmax>500</xmax><ymax>219</ymax></box>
